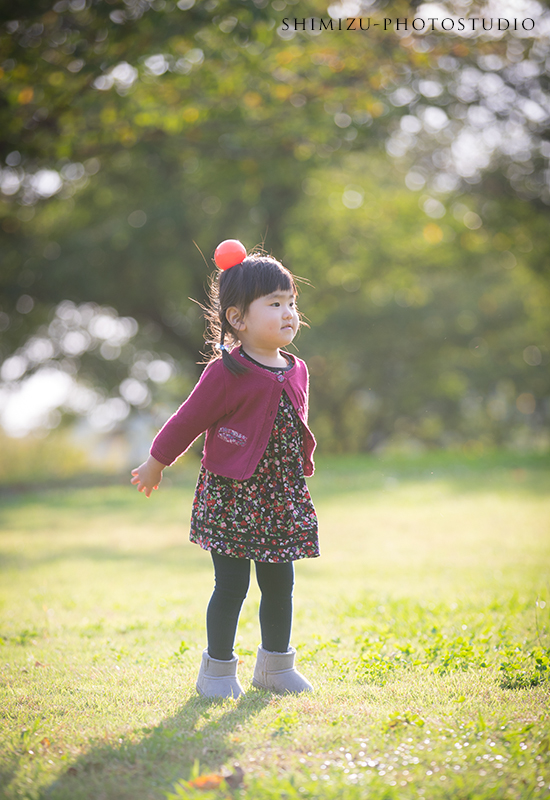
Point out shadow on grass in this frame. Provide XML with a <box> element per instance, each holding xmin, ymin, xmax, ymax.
<box><xmin>309</xmin><ymin>450</ymin><xmax>550</xmax><ymax>500</ymax></box>
<box><xmin>41</xmin><ymin>689</ymin><xmax>269</xmax><ymax>800</ymax></box>
<box><xmin>1</xmin><ymin>452</ymin><xmax>548</xmax><ymax>519</ymax></box>
<box><xmin>0</xmin><ymin>482</ymin><xmax>194</xmax><ymax>522</ymax></box>
<box><xmin>0</xmin><ymin>479</ymin><xmax>197</xmax><ymax>550</ymax></box>
<box><xmin>0</xmin><ymin>542</ymin><xmax>208</xmax><ymax>571</ymax></box>
<box><xmin>0</xmin><ymin>461</ymin><xmax>200</xmax><ymax>499</ymax></box>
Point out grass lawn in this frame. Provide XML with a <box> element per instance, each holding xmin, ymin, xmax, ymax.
<box><xmin>1</xmin><ymin>450</ymin><xmax>549</xmax><ymax>800</ymax></box>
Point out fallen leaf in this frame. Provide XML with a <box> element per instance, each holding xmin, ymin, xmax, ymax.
<box><xmin>188</xmin><ymin>773</ymin><xmax>224</xmax><ymax>790</ymax></box>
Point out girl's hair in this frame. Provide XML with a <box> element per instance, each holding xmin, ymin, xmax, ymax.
<box><xmin>203</xmin><ymin>252</ymin><xmax>298</xmax><ymax>375</ymax></box>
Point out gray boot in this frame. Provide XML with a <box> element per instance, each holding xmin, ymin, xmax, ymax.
<box><xmin>196</xmin><ymin>649</ymin><xmax>244</xmax><ymax>699</ymax></box>
<box><xmin>252</xmin><ymin>645</ymin><xmax>313</xmax><ymax>694</ymax></box>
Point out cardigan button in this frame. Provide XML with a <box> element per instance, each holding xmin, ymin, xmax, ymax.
<box><xmin>277</xmin><ymin>374</ymin><xmax>284</xmax><ymax>382</ymax></box>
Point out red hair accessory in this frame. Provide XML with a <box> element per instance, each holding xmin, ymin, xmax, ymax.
<box><xmin>214</xmin><ymin>239</ymin><xmax>247</xmax><ymax>270</ymax></box>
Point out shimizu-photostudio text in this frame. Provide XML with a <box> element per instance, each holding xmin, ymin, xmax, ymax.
<box><xmin>280</xmin><ymin>17</ymin><xmax>536</xmax><ymax>32</ymax></box>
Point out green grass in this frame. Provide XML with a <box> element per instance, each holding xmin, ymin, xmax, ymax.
<box><xmin>1</xmin><ymin>451</ymin><xmax>549</xmax><ymax>800</ymax></box>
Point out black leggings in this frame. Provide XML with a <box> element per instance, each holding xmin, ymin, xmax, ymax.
<box><xmin>206</xmin><ymin>551</ymin><xmax>294</xmax><ymax>661</ymax></box>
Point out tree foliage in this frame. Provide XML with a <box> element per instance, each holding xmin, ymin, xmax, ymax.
<box><xmin>0</xmin><ymin>0</ymin><xmax>548</xmax><ymax>450</ymax></box>
<box><xmin>287</xmin><ymin>154</ymin><xmax>550</xmax><ymax>451</ymax></box>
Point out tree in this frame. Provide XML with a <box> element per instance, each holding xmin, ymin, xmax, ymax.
<box><xmin>287</xmin><ymin>152</ymin><xmax>550</xmax><ymax>451</ymax></box>
<box><xmin>0</xmin><ymin>0</ymin><xmax>548</xmax><ymax>446</ymax></box>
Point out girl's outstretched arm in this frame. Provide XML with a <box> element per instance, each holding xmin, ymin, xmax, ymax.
<box><xmin>130</xmin><ymin>455</ymin><xmax>165</xmax><ymax>498</ymax></box>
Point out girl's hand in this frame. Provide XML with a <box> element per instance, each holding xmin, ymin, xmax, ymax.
<box><xmin>130</xmin><ymin>455</ymin><xmax>164</xmax><ymax>498</ymax></box>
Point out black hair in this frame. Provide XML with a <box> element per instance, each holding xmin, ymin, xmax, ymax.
<box><xmin>203</xmin><ymin>252</ymin><xmax>298</xmax><ymax>375</ymax></box>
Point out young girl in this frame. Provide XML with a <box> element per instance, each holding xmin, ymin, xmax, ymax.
<box><xmin>131</xmin><ymin>242</ymin><xmax>319</xmax><ymax>699</ymax></box>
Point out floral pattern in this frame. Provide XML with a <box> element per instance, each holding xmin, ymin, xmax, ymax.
<box><xmin>190</xmin><ymin>391</ymin><xmax>319</xmax><ymax>562</ymax></box>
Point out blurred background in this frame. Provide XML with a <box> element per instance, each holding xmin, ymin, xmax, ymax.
<box><xmin>0</xmin><ymin>0</ymin><xmax>549</xmax><ymax>486</ymax></box>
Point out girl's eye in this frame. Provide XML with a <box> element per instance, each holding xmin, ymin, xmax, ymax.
<box><xmin>270</xmin><ymin>299</ymin><xmax>296</xmax><ymax>308</ymax></box>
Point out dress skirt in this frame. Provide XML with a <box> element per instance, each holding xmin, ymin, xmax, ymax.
<box><xmin>189</xmin><ymin>391</ymin><xmax>319</xmax><ymax>563</ymax></box>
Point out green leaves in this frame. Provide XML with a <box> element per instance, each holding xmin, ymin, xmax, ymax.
<box><xmin>351</xmin><ymin>595</ymin><xmax>549</xmax><ymax>685</ymax></box>
<box><xmin>499</xmin><ymin>646</ymin><xmax>550</xmax><ymax>690</ymax></box>
<box><xmin>385</xmin><ymin>711</ymin><xmax>425</xmax><ymax>731</ymax></box>
<box><xmin>174</xmin><ymin>639</ymin><xmax>190</xmax><ymax>657</ymax></box>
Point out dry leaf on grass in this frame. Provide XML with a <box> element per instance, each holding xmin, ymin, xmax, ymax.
<box><xmin>187</xmin><ymin>767</ymin><xmax>244</xmax><ymax>792</ymax></box>
<box><xmin>187</xmin><ymin>774</ymin><xmax>224</xmax><ymax>790</ymax></box>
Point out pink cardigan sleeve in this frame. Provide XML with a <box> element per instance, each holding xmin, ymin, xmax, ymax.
<box><xmin>150</xmin><ymin>361</ymin><xmax>228</xmax><ymax>467</ymax></box>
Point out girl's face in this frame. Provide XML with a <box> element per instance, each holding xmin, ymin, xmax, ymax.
<box><xmin>229</xmin><ymin>290</ymin><xmax>299</xmax><ymax>353</ymax></box>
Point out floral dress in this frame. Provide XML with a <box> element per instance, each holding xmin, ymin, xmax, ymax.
<box><xmin>189</xmin><ymin>366</ymin><xmax>319</xmax><ymax>563</ymax></box>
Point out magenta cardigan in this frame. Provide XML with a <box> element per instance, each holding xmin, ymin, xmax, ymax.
<box><xmin>150</xmin><ymin>349</ymin><xmax>316</xmax><ymax>480</ymax></box>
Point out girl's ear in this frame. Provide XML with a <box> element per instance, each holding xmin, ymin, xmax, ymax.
<box><xmin>226</xmin><ymin>306</ymin><xmax>245</xmax><ymax>331</ymax></box>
